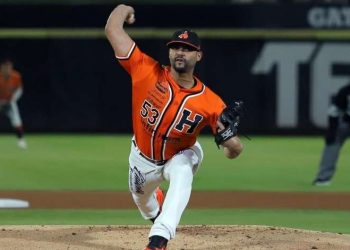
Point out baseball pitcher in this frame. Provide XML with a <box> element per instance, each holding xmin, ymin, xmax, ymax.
<box><xmin>105</xmin><ymin>4</ymin><xmax>243</xmax><ymax>250</ymax></box>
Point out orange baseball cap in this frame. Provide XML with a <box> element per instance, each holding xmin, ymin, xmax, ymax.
<box><xmin>166</xmin><ymin>29</ymin><xmax>201</xmax><ymax>51</ymax></box>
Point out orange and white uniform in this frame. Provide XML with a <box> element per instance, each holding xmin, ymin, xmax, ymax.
<box><xmin>0</xmin><ymin>70</ymin><xmax>22</xmax><ymax>102</ymax></box>
<box><xmin>117</xmin><ymin>43</ymin><xmax>227</xmax><ymax>241</ymax></box>
<box><xmin>119</xmin><ymin>43</ymin><xmax>226</xmax><ymax>163</ymax></box>
<box><xmin>0</xmin><ymin>70</ymin><xmax>23</xmax><ymax>127</ymax></box>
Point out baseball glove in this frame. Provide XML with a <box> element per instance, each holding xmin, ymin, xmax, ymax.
<box><xmin>214</xmin><ymin>101</ymin><xmax>244</xmax><ymax>147</ymax></box>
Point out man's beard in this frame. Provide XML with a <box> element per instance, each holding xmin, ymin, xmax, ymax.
<box><xmin>171</xmin><ymin>59</ymin><xmax>188</xmax><ymax>73</ymax></box>
<box><xmin>174</xmin><ymin>64</ymin><xmax>187</xmax><ymax>73</ymax></box>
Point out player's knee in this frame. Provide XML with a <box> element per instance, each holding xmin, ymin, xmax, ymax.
<box><xmin>170</xmin><ymin>154</ymin><xmax>193</xmax><ymax>176</ymax></box>
<box><xmin>191</xmin><ymin>142</ymin><xmax>204</xmax><ymax>163</ymax></box>
<box><xmin>178</xmin><ymin>149</ymin><xmax>201</xmax><ymax>173</ymax></box>
<box><xmin>173</xmin><ymin>152</ymin><xmax>193</xmax><ymax>168</ymax></box>
<box><xmin>178</xmin><ymin>161</ymin><xmax>193</xmax><ymax>177</ymax></box>
<box><xmin>183</xmin><ymin>149</ymin><xmax>200</xmax><ymax>165</ymax></box>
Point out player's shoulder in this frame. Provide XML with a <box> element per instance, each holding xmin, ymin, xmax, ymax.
<box><xmin>132</xmin><ymin>45</ymin><xmax>160</xmax><ymax>67</ymax></box>
<box><xmin>341</xmin><ymin>84</ymin><xmax>350</xmax><ymax>93</ymax></box>
<box><xmin>337</xmin><ymin>84</ymin><xmax>350</xmax><ymax>97</ymax></box>
<box><xmin>200</xmin><ymin>81</ymin><xmax>222</xmax><ymax>99</ymax></box>
<box><xmin>120</xmin><ymin>44</ymin><xmax>151</xmax><ymax>61</ymax></box>
<box><xmin>196</xmin><ymin>80</ymin><xmax>225</xmax><ymax>110</ymax></box>
<box><xmin>12</xmin><ymin>70</ymin><xmax>22</xmax><ymax>79</ymax></box>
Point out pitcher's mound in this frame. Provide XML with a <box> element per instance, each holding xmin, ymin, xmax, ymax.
<box><xmin>0</xmin><ymin>225</ymin><xmax>349</xmax><ymax>249</ymax></box>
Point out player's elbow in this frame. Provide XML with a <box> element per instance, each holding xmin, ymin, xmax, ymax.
<box><xmin>105</xmin><ymin>23</ymin><xmax>113</xmax><ymax>37</ymax></box>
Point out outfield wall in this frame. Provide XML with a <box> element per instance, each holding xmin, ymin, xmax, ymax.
<box><xmin>1</xmin><ymin>3</ymin><xmax>350</xmax><ymax>134</ymax></box>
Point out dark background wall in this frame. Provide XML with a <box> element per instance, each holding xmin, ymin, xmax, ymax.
<box><xmin>1</xmin><ymin>3</ymin><xmax>350</xmax><ymax>134</ymax></box>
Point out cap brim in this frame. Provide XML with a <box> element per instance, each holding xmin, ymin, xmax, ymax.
<box><xmin>166</xmin><ymin>41</ymin><xmax>200</xmax><ymax>51</ymax></box>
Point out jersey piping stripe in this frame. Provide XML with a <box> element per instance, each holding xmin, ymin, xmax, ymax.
<box><xmin>161</xmin><ymin>85</ymin><xmax>206</xmax><ymax>160</ymax></box>
<box><xmin>115</xmin><ymin>42</ymin><xmax>136</xmax><ymax>60</ymax></box>
<box><xmin>151</xmin><ymin>83</ymin><xmax>174</xmax><ymax>159</ymax></box>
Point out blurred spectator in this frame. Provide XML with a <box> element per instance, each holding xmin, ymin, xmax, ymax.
<box><xmin>0</xmin><ymin>58</ymin><xmax>27</xmax><ymax>149</ymax></box>
<box><xmin>313</xmin><ymin>83</ymin><xmax>350</xmax><ymax>186</ymax></box>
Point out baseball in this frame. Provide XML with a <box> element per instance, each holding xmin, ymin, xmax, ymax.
<box><xmin>126</xmin><ymin>13</ymin><xmax>135</xmax><ymax>24</ymax></box>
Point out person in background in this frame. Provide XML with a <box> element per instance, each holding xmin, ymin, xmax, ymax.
<box><xmin>0</xmin><ymin>58</ymin><xmax>27</xmax><ymax>149</ymax></box>
<box><xmin>313</xmin><ymin>83</ymin><xmax>350</xmax><ymax>186</ymax></box>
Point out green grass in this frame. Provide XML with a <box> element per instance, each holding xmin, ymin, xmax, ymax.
<box><xmin>1</xmin><ymin>134</ymin><xmax>349</xmax><ymax>192</ymax></box>
<box><xmin>198</xmin><ymin>135</ymin><xmax>350</xmax><ymax>192</ymax></box>
<box><xmin>1</xmin><ymin>134</ymin><xmax>349</xmax><ymax>234</ymax></box>
<box><xmin>0</xmin><ymin>208</ymin><xmax>349</xmax><ymax>234</ymax></box>
<box><xmin>0</xmin><ymin>134</ymin><xmax>130</xmax><ymax>190</ymax></box>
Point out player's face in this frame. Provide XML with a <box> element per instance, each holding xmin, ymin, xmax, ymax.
<box><xmin>0</xmin><ymin>61</ymin><xmax>13</xmax><ymax>76</ymax></box>
<box><xmin>169</xmin><ymin>45</ymin><xmax>202</xmax><ymax>73</ymax></box>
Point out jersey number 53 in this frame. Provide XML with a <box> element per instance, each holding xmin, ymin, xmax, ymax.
<box><xmin>140</xmin><ymin>100</ymin><xmax>159</xmax><ymax>125</ymax></box>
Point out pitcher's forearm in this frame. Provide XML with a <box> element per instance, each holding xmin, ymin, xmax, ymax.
<box><xmin>105</xmin><ymin>4</ymin><xmax>135</xmax><ymax>57</ymax></box>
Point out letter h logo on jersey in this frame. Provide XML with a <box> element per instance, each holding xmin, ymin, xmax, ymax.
<box><xmin>175</xmin><ymin>109</ymin><xmax>203</xmax><ymax>134</ymax></box>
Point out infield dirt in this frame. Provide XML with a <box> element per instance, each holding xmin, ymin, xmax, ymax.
<box><xmin>1</xmin><ymin>225</ymin><xmax>350</xmax><ymax>250</ymax></box>
<box><xmin>1</xmin><ymin>191</ymin><xmax>350</xmax><ymax>249</ymax></box>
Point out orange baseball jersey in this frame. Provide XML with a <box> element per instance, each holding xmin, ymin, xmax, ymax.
<box><xmin>118</xmin><ymin>43</ymin><xmax>226</xmax><ymax>162</ymax></box>
<box><xmin>0</xmin><ymin>70</ymin><xmax>22</xmax><ymax>101</ymax></box>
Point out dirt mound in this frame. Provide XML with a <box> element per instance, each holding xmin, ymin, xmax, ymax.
<box><xmin>0</xmin><ymin>225</ymin><xmax>349</xmax><ymax>250</ymax></box>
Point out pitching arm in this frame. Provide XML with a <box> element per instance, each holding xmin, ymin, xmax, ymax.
<box><xmin>105</xmin><ymin>4</ymin><xmax>136</xmax><ymax>58</ymax></box>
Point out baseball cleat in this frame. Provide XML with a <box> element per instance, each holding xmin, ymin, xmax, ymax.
<box><xmin>312</xmin><ymin>178</ymin><xmax>331</xmax><ymax>186</ymax></box>
<box><xmin>144</xmin><ymin>247</ymin><xmax>167</xmax><ymax>250</ymax></box>
<box><xmin>17</xmin><ymin>139</ymin><xmax>27</xmax><ymax>149</ymax></box>
<box><xmin>145</xmin><ymin>235</ymin><xmax>168</xmax><ymax>250</ymax></box>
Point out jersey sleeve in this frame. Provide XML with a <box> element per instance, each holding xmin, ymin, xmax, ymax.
<box><xmin>208</xmin><ymin>95</ymin><xmax>226</xmax><ymax>134</ymax></box>
<box><xmin>9</xmin><ymin>71</ymin><xmax>22</xmax><ymax>89</ymax></box>
<box><xmin>117</xmin><ymin>43</ymin><xmax>159</xmax><ymax>84</ymax></box>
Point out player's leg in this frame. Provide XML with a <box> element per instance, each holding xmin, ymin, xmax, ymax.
<box><xmin>128</xmin><ymin>140</ymin><xmax>164</xmax><ymax>220</ymax></box>
<box><xmin>314</xmin><ymin>122</ymin><xmax>350</xmax><ymax>184</ymax></box>
<box><xmin>149</xmin><ymin>141</ymin><xmax>203</xmax><ymax>240</ymax></box>
<box><xmin>6</xmin><ymin>101</ymin><xmax>26</xmax><ymax>149</ymax></box>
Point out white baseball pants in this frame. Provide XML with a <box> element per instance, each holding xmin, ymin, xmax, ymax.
<box><xmin>128</xmin><ymin>138</ymin><xmax>203</xmax><ymax>240</ymax></box>
<box><xmin>0</xmin><ymin>101</ymin><xmax>23</xmax><ymax>127</ymax></box>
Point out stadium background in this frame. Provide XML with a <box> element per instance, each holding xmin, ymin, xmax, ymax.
<box><xmin>3</xmin><ymin>1</ymin><xmax>350</xmax><ymax>134</ymax></box>
<box><xmin>0</xmin><ymin>0</ymin><xmax>350</xmax><ymax>248</ymax></box>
